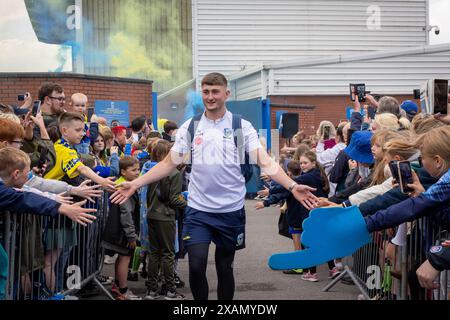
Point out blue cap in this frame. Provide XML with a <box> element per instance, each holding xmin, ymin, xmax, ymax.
<box><xmin>400</xmin><ymin>100</ymin><xmax>418</xmax><ymax>115</ymax></box>
<box><xmin>344</xmin><ymin>131</ymin><xmax>374</xmax><ymax>164</ymax></box>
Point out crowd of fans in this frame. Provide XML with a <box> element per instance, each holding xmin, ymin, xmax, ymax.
<box><xmin>0</xmin><ymin>80</ymin><xmax>449</xmax><ymax>301</ymax></box>
<box><xmin>255</xmin><ymin>92</ymin><xmax>450</xmax><ymax>299</ymax></box>
<box><xmin>0</xmin><ymin>82</ymin><xmax>184</xmax><ymax>300</ymax></box>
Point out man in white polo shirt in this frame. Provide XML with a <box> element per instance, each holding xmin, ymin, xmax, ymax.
<box><xmin>111</xmin><ymin>72</ymin><xmax>319</xmax><ymax>300</ymax></box>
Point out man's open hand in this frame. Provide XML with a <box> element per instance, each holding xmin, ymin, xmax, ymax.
<box><xmin>110</xmin><ymin>181</ymin><xmax>137</xmax><ymax>204</ymax></box>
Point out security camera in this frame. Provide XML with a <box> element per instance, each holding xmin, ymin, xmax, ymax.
<box><xmin>424</xmin><ymin>25</ymin><xmax>440</xmax><ymax>35</ymax></box>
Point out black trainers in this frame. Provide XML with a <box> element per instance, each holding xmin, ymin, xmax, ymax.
<box><xmin>140</xmin><ymin>269</ymin><xmax>148</xmax><ymax>279</ymax></box>
<box><xmin>127</xmin><ymin>271</ymin><xmax>139</xmax><ymax>282</ymax></box>
<box><xmin>159</xmin><ymin>283</ymin><xmax>168</xmax><ymax>296</ymax></box>
<box><xmin>97</xmin><ymin>275</ymin><xmax>113</xmax><ymax>285</ymax></box>
<box><xmin>174</xmin><ymin>274</ymin><xmax>185</xmax><ymax>288</ymax></box>
<box><xmin>165</xmin><ymin>290</ymin><xmax>185</xmax><ymax>300</ymax></box>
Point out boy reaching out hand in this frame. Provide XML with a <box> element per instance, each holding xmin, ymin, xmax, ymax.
<box><xmin>44</xmin><ymin>112</ymin><xmax>116</xmax><ymax>191</ymax></box>
<box><xmin>102</xmin><ymin>156</ymin><xmax>142</xmax><ymax>300</ymax></box>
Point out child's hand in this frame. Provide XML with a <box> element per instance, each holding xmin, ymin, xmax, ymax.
<box><xmin>391</xmin><ymin>178</ymin><xmax>399</xmax><ymax>189</ymax></box>
<box><xmin>31</xmin><ymin>163</ymin><xmax>47</xmax><ymax>177</ymax></box>
<box><xmin>257</xmin><ymin>187</ymin><xmax>269</xmax><ymax>197</ymax></box>
<box><xmin>56</xmin><ymin>192</ymin><xmax>74</xmax><ymax>205</ymax></box>
<box><xmin>316</xmin><ymin>197</ymin><xmax>341</xmax><ymax>208</ymax></box>
<box><xmin>71</xmin><ymin>180</ymin><xmax>102</xmax><ymax>203</ymax></box>
<box><xmin>442</xmin><ymin>240</ymin><xmax>450</xmax><ymax>247</ymax></box>
<box><xmin>128</xmin><ymin>241</ymin><xmax>137</xmax><ymax>250</ymax></box>
<box><xmin>101</xmin><ymin>177</ymin><xmax>117</xmax><ymax>192</ymax></box>
<box><xmin>407</xmin><ymin>171</ymin><xmax>425</xmax><ymax>198</ymax></box>
<box><xmin>254</xmin><ymin>202</ymin><xmax>265</xmax><ymax>210</ymax></box>
<box><xmin>110</xmin><ymin>146</ymin><xmax>119</xmax><ymax>155</ymax></box>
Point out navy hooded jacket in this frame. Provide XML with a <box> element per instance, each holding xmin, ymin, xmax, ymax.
<box><xmin>0</xmin><ymin>181</ymin><xmax>60</xmax><ymax>217</ymax></box>
<box><xmin>359</xmin><ymin>168</ymin><xmax>437</xmax><ymax>217</ymax></box>
<box><xmin>263</xmin><ymin>168</ymin><xmax>328</xmax><ymax>228</ymax></box>
<box><xmin>365</xmin><ymin>169</ymin><xmax>450</xmax><ymax>233</ymax></box>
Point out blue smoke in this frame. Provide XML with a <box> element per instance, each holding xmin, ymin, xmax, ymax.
<box><xmin>183</xmin><ymin>90</ymin><xmax>204</xmax><ymax>122</ymax></box>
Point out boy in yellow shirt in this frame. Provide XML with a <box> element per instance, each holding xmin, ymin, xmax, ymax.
<box><xmin>44</xmin><ymin>112</ymin><xmax>116</xmax><ymax>190</ymax></box>
<box><xmin>43</xmin><ymin>112</ymin><xmax>116</xmax><ymax>293</ymax></box>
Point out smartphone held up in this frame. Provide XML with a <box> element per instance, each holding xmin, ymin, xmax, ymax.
<box><xmin>31</xmin><ymin>100</ymin><xmax>41</xmax><ymax>117</ymax></box>
<box><xmin>389</xmin><ymin>160</ymin><xmax>414</xmax><ymax>194</ymax></box>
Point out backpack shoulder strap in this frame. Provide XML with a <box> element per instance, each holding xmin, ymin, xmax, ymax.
<box><xmin>232</xmin><ymin>114</ymin><xmax>245</xmax><ymax>164</ymax></box>
<box><xmin>187</xmin><ymin>113</ymin><xmax>203</xmax><ymax>143</ymax></box>
<box><xmin>186</xmin><ymin>113</ymin><xmax>203</xmax><ymax>167</ymax></box>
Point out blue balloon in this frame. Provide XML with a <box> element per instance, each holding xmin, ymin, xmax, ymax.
<box><xmin>268</xmin><ymin>206</ymin><xmax>371</xmax><ymax>270</ymax></box>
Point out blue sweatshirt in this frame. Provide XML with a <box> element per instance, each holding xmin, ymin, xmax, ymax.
<box><xmin>365</xmin><ymin>169</ymin><xmax>450</xmax><ymax>232</ymax></box>
<box><xmin>0</xmin><ymin>181</ymin><xmax>60</xmax><ymax>217</ymax></box>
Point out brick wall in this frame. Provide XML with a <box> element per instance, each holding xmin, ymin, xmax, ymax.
<box><xmin>270</xmin><ymin>94</ymin><xmax>419</xmax><ymax>132</ymax></box>
<box><xmin>270</xmin><ymin>104</ymin><xmax>316</xmax><ymax>151</ymax></box>
<box><xmin>0</xmin><ymin>73</ymin><xmax>153</xmax><ymax>121</ymax></box>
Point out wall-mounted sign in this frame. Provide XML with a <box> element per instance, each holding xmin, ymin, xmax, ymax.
<box><xmin>94</xmin><ymin>100</ymin><xmax>130</xmax><ymax>127</ymax></box>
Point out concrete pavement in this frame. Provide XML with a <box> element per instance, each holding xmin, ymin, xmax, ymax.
<box><xmin>97</xmin><ymin>200</ymin><xmax>360</xmax><ymax>300</ymax></box>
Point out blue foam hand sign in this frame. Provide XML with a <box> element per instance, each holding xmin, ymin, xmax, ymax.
<box><xmin>268</xmin><ymin>206</ymin><xmax>371</xmax><ymax>270</ymax></box>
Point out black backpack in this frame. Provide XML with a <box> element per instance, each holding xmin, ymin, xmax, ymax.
<box><xmin>186</xmin><ymin>113</ymin><xmax>254</xmax><ymax>183</ymax></box>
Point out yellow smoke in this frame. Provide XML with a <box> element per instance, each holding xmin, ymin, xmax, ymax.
<box><xmin>107</xmin><ymin>0</ymin><xmax>192</xmax><ymax>93</ymax></box>
<box><xmin>109</xmin><ymin>32</ymin><xmax>171</xmax><ymax>80</ymax></box>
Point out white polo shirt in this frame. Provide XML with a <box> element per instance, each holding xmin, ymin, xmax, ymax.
<box><xmin>172</xmin><ymin>110</ymin><xmax>261</xmax><ymax>213</ymax></box>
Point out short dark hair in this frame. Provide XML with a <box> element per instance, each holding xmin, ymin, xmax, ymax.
<box><xmin>38</xmin><ymin>82</ymin><xmax>64</xmax><ymax>103</ymax></box>
<box><xmin>201</xmin><ymin>72</ymin><xmax>228</xmax><ymax>87</ymax></box>
<box><xmin>147</xmin><ymin>131</ymin><xmax>162</xmax><ymax>139</ymax></box>
<box><xmin>119</xmin><ymin>156</ymin><xmax>139</xmax><ymax>172</ymax></box>
<box><xmin>131</xmin><ymin>116</ymin><xmax>146</xmax><ymax>132</ymax></box>
<box><xmin>287</xmin><ymin>160</ymin><xmax>301</xmax><ymax>176</ymax></box>
<box><xmin>58</xmin><ymin>112</ymin><xmax>84</xmax><ymax>127</ymax></box>
<box><xmin>163</xmin><ymin>120</ymin><xmax>178</xmax><ymax>134</ymax></box>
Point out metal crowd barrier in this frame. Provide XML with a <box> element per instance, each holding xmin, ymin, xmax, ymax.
<box><xmin>1</xmin><ymin>191</ymin><xmax>113</xmax><ymax>300</ymax></box>
<box><xmin>324</xmin><ymin>217</ymin><xmax>449</xmax><ymax>300</ymax></box>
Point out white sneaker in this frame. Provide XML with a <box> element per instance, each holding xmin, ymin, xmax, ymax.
<box><xmin>335</xmin><ymin>261</ymin><xmax>344</xmax><ymax>271</ymax></box>
<box><xmin>117</xmin><ymin>290</ymin><xmax>141</xmax><ymax>300</ymax></box>
<box><xmin>104</xmin><ymin>254</ymin><xmax>118</xmax><ymax>265</ymax></box>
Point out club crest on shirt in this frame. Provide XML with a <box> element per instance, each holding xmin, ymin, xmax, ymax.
<box><xmin>223</xmin><ymin>128</ymin><xmax>233</xmax><ymax>139</ymax></box>
<box><xmin>236</xmin><ymin>233</ymin><xmax>244</xmax><ymax>246</ymax></box>
<box><xmin>430</xmin><ymin>246</ymin><xmax>442</xmax><ymax>254</ymax></box>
